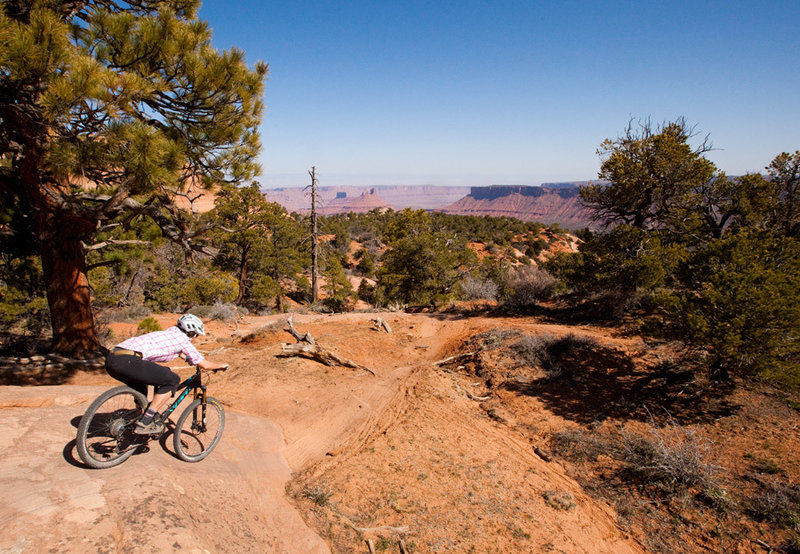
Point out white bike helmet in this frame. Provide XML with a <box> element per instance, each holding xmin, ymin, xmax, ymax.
<box><xmin>177</xmin><ymin>313</ymin><xmax>205</xmax><ymax>336</ymax></box>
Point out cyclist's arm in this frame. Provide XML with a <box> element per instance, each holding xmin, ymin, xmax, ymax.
<box><xmin>198</xmin><ymin>358</ymin><xmax>228</xmax><ymax>371</ymax></box>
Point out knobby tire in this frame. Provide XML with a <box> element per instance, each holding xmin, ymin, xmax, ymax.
<box><xmin>76</xmin><ymin>385</ymin><xmax>148</xmax><ymax>469</ymax></box>
<box><xmin>173</xmin><ymin>397</ymin><xmax>225</xmax><ymax>462</ymax></box>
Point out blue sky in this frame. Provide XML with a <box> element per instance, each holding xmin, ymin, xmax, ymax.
<box><xmin>198</xmin><ymin>1</ymin><xmax>800</xmax><ymax>188</ymax></box>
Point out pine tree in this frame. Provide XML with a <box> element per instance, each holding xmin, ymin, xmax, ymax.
<box><xmin>0</xmin><ymin>1</ymin><xmax>267</xmax><ymax>355</ymax></box>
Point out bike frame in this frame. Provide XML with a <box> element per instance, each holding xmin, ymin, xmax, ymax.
<box><xmin>160</xmin><ymin>367</ymin><xmax>208</xmax><ymax>429</ymax></box>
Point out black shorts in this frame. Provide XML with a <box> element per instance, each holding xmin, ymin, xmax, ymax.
<box><xmin>105</xmin><ymin>353</ymin><xmax>181</xmax><ymax>396</ymax></box>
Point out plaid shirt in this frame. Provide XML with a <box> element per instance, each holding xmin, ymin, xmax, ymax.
<box><xmin>115</xmin><ymin>326</ymin><xmax>204</xmax><ymax>365</ymax></box>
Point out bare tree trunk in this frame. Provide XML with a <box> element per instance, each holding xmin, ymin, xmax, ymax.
<box><xmin>308</xmin><ymin>166</ymin><xmax>319</xmax><ymax>303</ymax></box>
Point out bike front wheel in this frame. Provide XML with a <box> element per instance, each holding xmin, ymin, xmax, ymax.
<box><xmin>76</xmin><ymin>385</ymin><xmax>148</xmax><ymax>469</ymax></box>
<box><xmin>173</xmin><ymin>397</ymin><xmax>225</xmax><ymax>462</ymax></box>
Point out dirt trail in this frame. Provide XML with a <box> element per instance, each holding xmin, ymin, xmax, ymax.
<box><xmin>0</xmin><ymin>312</ymin><xmax>644</xmax><ymax>553</ymax></box>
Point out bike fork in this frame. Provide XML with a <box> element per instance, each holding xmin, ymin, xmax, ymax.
<box><xmin>194</xmin><ymin>385</ymin><xmax>208</xmax><ymax>432</ymax></box>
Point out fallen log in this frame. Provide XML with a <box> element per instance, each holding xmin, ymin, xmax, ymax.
<box><xmin>370</xmin><ymin>317</ymin><xmax>392</xmax><ymax>333</ymax></box>
<box><xmin>279</xmin><ymin>316</ymin><xmax>376</xmax><ymax>376</ymax></box>
<box><xmin>433</xmin><ymin>351</ymin><xmax>476</xmax><ymax>367</ymax></box>
<box><xmin>278</xmin><ymin>343</ymin><xmax>376</xmax><ymax>376</ymax></box>
<box><xmin>284</xmin><ymin>315</ymin><xmax>315</xmax><ymax>345</ymax></box>
<box><xmin>533</xmin><ymin>446</ymin><xmax>553</xmax><ymax>462</ymax></box>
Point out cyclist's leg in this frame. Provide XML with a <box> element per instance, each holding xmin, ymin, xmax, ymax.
<box><xmin>146</xmin><ymin>366</ymin><xmax>181</xmax><ymax>412</ymax></box>
<box><xmin>105</xmin><ymin>353</ymin><xmax>147</xmax><ymax>395</ymax></box>
<box><xmin>105</xmin><ymin>355</ymin><xmax>180</xmax><ymax>411</ymax></box>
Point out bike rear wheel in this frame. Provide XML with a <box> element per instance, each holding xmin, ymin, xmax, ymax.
<box><xmin>76</xmin><ymin>385</ymin><xmax>148</xmax><ymax>469</ymax></box>
<box><xmin>173</xmin><ymin>397</ymin><xmax>225</xmax><ymax>462</ymax></box>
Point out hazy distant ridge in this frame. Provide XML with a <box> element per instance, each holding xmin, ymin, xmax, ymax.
<box><xmin>262</xmin><ymin>182</ymin><xmax>602</xmax><ymax>229</ymax></box>
<box><xmin>262</xmin><ymin>185</ymin><xmax>470</xmax><ymax>212</ymax></box>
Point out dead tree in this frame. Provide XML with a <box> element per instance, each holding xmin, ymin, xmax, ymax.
<box><xmin>370</xmin><ymin>317</ymin><xmax>392</xmax><ymax>333</ymax></box>
<box><xmin>307</xmin><ymin>167</ymin><xmax>319</xmax><ymax>304</ymax></box>
<box><xmin>278</xmin><ymin>316</ymin><xmax>376</xmax><ymax>376</ymax></box>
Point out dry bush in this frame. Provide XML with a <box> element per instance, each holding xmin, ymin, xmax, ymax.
<box><xmin>746</xmin><ymin>478</ymin><xmax>800</xmax><ymax>530</ymax></box>
<box><xmin>618</xmin><ymin>422</ymin><xmax>719</xmax><ymax>491</ymax></box>
<box><xmin>508</xmin><ymin>333</ymin><xmax>553</xmax><ymax>367</ymax></box>
<box><xmin>240</xmin><ymin>317</ymin><xmax>288</xmax><ymax>343</ymax></box>
<box><xmin>593</xmin><ymin>289</ymin><xmax>651</xmax><ymax>320</ymax></box>
<box><xmin>549</xmin><ymin>428</ymin><xmax>611</xmax><ymax>463</ymax></box>
<box><xmin>508</xmin><ymin>332</ymin><xmax>599</xmax><ymax>379</ymax></box>
<box><xmin>301</xmin><ymin>483</ymin><xmax>334</xmax><ymax>507</ymax></box>
<box><xmin>468</xmin><ymin>327</ymin><xmax>522</xmax><ymax>350</ymax></box>
<box><xmin>459</xmin><ymin>276</ymin><xmax>499</xmax><ymax>301</ymax></box>
<box><xmin>503</xmin><ymin>266</ymin><xmax>558</xmax><ymax>309</ymax></box>
<box><xmin>543</xmin><ymin>490</ymin><xmax>577</xmax><ymax>511</ymax></box>
<box><xmin>192</xmin><ymin>301</ymin><xmax>241</xmax><ymax>322</ymax></box>
<box><xmin>116</xmin><ymin>305</ymin><xmax>153</xmax><ymax>321</ymax></box>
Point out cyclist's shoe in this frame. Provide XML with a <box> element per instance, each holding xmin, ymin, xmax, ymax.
<box><xmin>134</xmin><ymin>418</ymin><xmax>165</xmax><ymax>435</ymax></box>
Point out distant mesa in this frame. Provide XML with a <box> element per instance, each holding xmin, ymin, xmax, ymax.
<box><xmin>262</xmin><ymin>185</ymin><xmax>470</xmax><ymax>213</ymax></box>
<box><xmin>318</xmin><ymin>188</ymin><xmax>391</xmax><ymax>214</ymax></box>
<box><xmin>261</xmin><ymin>182</ymin><xmax>605</xmax><ymax>229</ymax></box>
<box><xmin>439</xmin><ymin>183</ymin><xmax>603</xmax><ymax>230</ymax></box>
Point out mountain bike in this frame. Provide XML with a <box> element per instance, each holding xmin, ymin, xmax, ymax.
<box><xmin>76</xmin><ymin>365</ymin><xmax>227</xmax><ymax>469</ymax></box>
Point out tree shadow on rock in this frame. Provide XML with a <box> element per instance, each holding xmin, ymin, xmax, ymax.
<box><xmin>0</xmin><ymin>360</ymin><xmax>105</xmax><ymax>386</ymax></box>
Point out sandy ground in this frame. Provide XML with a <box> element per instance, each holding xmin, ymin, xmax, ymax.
<box><xmin>0</xmin><ymin>312</ymin><xmax>649</xmax><ymax>553</ymax></box>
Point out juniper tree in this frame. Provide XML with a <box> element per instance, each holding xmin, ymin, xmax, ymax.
<box><xmin>581</xmin><ymin>118</ymin><xmax>718</xmax><ymax>230</ymax></box>
<box><xmin>0</xmin><ymin>1</ymin><xmax>267</xmax><ymax>355</ymax></box>
<box><xmin>766</xmin><ymin>150</ymin><xmax>800</xmax><ymax>237</ymax></box>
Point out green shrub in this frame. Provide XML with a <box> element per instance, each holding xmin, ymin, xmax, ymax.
<box><xmin>0</xmin><ymin>286</ymin><xmax>49</xmax><ymax>331</ymax></box>
<box><xmin>181</xmin><ymin>274</ymin><xmax>238</xmax><ymax>307</ymax></box>
<box><xmin>544</xmin><ymin>226</ymin><xmax>684</xmax><ymax>300</ymax></box>
<box><xmin>659</xmin><ymin>232</ymin><xmax>800</xmax><ymax>384</ymax></box>
<box><xmin>137</xmin><ymin>317</ymin><xmax>162</xmax><ymax>334</ymax></box>
<box><xmin>527</xmin><ymin>237</ymin><xmax>548</xmax><ymax>257</ymax></box>
<box><xmin>355</xmin><ymin>249</ymin><xmax>375</xmax><ymax>276</ymax></box>
<box><xmin>249</xmin><ymin>275</ymin><xmax>281</xmax><ymax>308</ymax></box>
<box><xmin>357</xmin><ymin>280</ymin><xmax>378</xmax><ymax>304</ymax></box>
<box><xmin>377</xmin><ymin>230</ymin><xmax>476</xmax><ymax>308</ymax></box>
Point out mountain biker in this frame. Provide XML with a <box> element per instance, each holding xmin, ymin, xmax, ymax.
<box><xmin>105</xmin><ymin>313</ymin><xmax>228</xmax><ymax>434</ymax></box>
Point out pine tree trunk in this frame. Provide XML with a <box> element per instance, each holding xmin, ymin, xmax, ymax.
<box><xmin>39</xmin><ymin>234</ymin><xmax>101</xmax><ymax>356</ymax></box>
<box><xmin>236</xmin><ymin>251</ymin><xmax>248</xmax><ymax>305</ymax></box>
<box><xmin>27</xmin><ymin>178</ymin><xmax>101</xmax><ymax>356</ymax></box>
